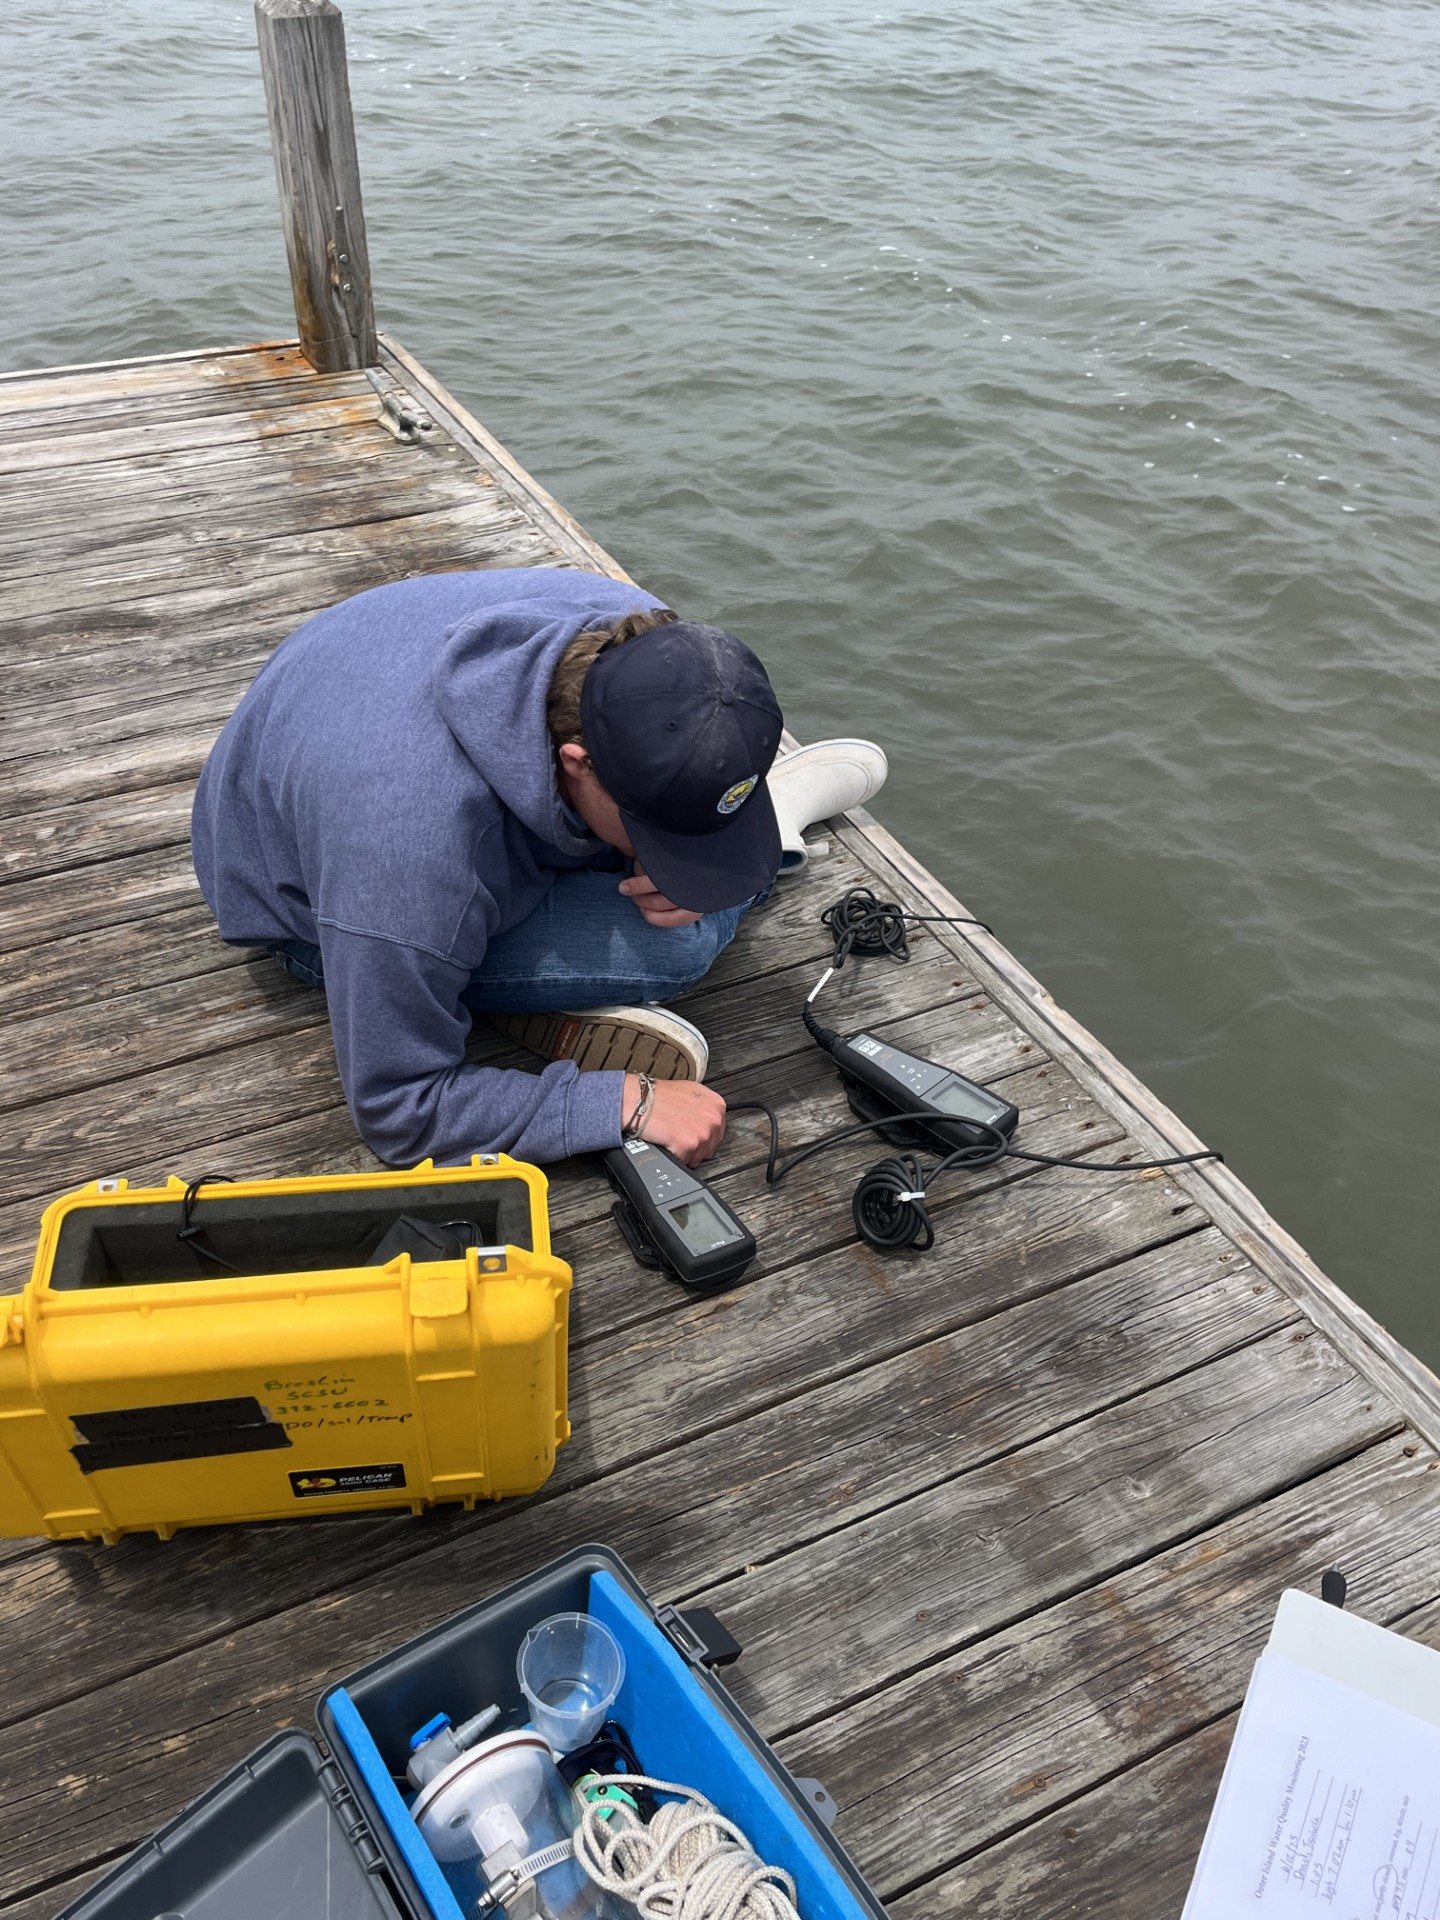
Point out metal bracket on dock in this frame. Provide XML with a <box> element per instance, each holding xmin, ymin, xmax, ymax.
<box><xmin>365</xmin><ymin>368</ymin><xmax>438</xmax><ymax>447</ymax></box>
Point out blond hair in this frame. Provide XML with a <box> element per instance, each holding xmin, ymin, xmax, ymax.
<box><xmin>546</xmin><ymin>606</ymin><xmax>679</xmax><ymax>750</ymax></box>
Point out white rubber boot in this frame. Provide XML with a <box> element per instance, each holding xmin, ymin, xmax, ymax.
<box><xmin>767</xmin><ymin>739</ymin><xmax>889</xmax><ymax>876</ymax></box>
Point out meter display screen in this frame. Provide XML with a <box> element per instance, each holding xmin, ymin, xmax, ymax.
<box><xmin>928</xmin><ymin>1078</ymin><xmax>1005</xmax><ymax>1123</ymax></box>
<box><xmin>665</xmin><ymin>1195</ymin><xmax>738</xmax><ymax>1255</ymax></box>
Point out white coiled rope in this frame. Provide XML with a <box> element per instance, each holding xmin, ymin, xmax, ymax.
<box><xmin>572</xmin><ymin>1775</ymin><xmax>802</xmax><ymax>1920</ymax></box>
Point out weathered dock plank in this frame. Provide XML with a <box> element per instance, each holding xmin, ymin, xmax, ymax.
<box><xmin>0</xmin><ymin>392</ymin><xmax>382</xmax><ymax>479</ymax></box>
<box><xmin>890</xmin><ymin>1715</ymin><xmax>1237</xmax><ymax>1918</ymax></box>
<box><xmin>702</xmin><ymin>1328</ymin><xmax>1395</xmax><ymax>1731</ymax></box>
<box><xmin>0</xmin><ymin>908</ymin><xmax>245</xmax><ymax>1025</ymax></box>
<box><xmin>797</xmin><ymin>1439</ymin><xmax>1440</xmax><ymax>1890</ymax></box>
<box><xmin>0</xmin><ymin>846</ymin><xmax>199</xmax><ymax>952</ymax></box>
<box><xmin>3</xmin><ymin>780</ymin><xmax>196</xmax><ymax>881</ymax></box>
<box><xmin>1</xmin><ymin>610</ymin><xmax>305</xmax><ymax>710</ymax></box>
<box><xmin>2</xmin><ymin>494</ymin><xmax>556</xmax><ymax>626</ymax></box>
<box><xmin>2</xmin><ymin>714</ymin><xmax>247</xmax><ymax>799</ymax></box>
<box><xmin>0</xmin><ymin>1871</ymin><xmax>112</xmax><ymax>1920</ymax></box>
<box><xmin>0</xmin><ymin>340</ymin><xmax>312</xmax><ymax>403</ymax></box>
<box><xmin>0</xmin><ymin>957</ymin><xmax>324</xmax><ymax>1116</ymax></box>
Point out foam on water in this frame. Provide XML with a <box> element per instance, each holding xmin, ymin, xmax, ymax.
<box><xmin>4</xmin><ymin>0</ymin><xmax>1438</xmax><ymax>1352</ymax></box>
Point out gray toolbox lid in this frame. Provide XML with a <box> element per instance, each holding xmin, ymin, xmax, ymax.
<box><xmin>56</xmin><ymin>1728</ymin><xmax>403</xmax><ymax>1920</ymax></box>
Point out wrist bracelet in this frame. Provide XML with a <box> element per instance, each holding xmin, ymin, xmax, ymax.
<box><xmin>626</xmin><ymin>1074</ymin><xmax>655</xmax><ymax>1140</ymax></box>
<box><xmin>623</xmin><ymin>1073</ymin><xmax>656</xmax><ymax>1140</ymax></box>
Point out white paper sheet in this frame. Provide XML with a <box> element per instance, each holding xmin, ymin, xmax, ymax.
<box><xmin>1183</xmin><ymin>1650</ymin><xmax>1440</xmax><ymax>1919</ymax></box>
<box><xmin>1267</xmin><ymin>1590</ymin><xmax>1440</xmax><ymax>1732</ymax></box>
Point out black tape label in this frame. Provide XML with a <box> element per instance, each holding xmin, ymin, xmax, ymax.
<box><xmin>71</xmin><ymin>1396</ymin><xmax>291</xmax><ymax>1473</ymax></box>
<box><xmin>289</xmin><ymin>1463</ymin><xmax>407</xmax><ymax>1499</ymax></box>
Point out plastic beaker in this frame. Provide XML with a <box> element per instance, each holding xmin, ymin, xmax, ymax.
<box><xmin>517</xmin><ymin>1612</ymin><xmax>625</xmax><ymax>1754</ymax></box>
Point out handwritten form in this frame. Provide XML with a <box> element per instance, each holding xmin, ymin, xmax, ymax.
<box><xmin>1182</xmin><ymin>1650</ymin><xmax>1440</xmax><ymax>1919</ymax></box>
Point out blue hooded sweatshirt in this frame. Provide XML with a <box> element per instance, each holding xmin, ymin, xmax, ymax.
<box><xmin>192</xmin><ymin>568</ymin><xmax>667</xmax><ymax>1166</ymax></box>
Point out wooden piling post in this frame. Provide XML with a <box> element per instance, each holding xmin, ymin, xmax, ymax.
<box><xmin>255</xmin><ymin>0</ymin><xmax>377</xmax><ymax>372</ymax></box>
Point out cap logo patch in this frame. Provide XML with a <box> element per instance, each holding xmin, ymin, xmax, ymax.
<box><xmin>716</xmin><ymin>775</ymin><xmax>758</xmax><ymax>816</ymax></box>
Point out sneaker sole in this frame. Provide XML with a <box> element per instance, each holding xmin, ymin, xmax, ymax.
<box><xmin>491</xmin><ymin>1007</ymin><xmax>707</xmax><ymax>1081</ymax></box>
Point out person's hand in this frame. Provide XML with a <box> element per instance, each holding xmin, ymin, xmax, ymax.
<box><xmin>623</xmin><ymin>1074</ymin><xmax>726</xmax><ymax>1166</ymax></box>
<box><xmin>618</xmin><ymin>867</ymin><xmax>703</xmax><ymax>929</ymax></box>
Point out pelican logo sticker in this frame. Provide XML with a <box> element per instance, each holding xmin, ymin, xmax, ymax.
<box><xmin>289</xmin><ymin>1463</ymin><xmax>406</xmax><ymax>1498</ymax></box>
<box><xmin>716</xmin><ymin>775</ymin><xmax>758</xmax><ymax>816</ymax></box>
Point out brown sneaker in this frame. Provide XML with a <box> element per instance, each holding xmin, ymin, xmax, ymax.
<box><xmin>489</xmin><ymin>1004</ymin><xmax>709</xmax><ymax>1081</ymax></box>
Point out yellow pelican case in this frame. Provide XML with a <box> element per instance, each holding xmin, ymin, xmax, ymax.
<box><xmin>0</xmin><ymin>1158</ymin><xmax>572</xmax><ymax>1543</ymax></box>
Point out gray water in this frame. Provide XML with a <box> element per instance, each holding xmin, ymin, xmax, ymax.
<box><xmin>5</xmin><ymin>2</ymin><xmax>1439</xmax><ymax>1355</ymax></box>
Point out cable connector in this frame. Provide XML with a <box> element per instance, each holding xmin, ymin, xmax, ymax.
<box><xmin>802</xmin><ymin>968</ymin><xmax>843</xmax><ymax>1056</ymax></box>
<box><xmin>806</xmin><ymin>968</ymin><xmax>835</xmax><ymax>1004</ymax></box>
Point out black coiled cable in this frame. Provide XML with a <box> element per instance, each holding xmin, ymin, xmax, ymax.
<box><xmin>803</xmin><ymin>889</ymin><xmax>991</xmax><ymax>1058</ymax></box>
<box><xmin>819</xmin><ymin>886</ymin><xmax>991</xmax><ymax>969</ymax></box>
<box><xmin>805</xmin><ymin>886</ymin><xmax>992</xmax><ymax>1057</ymax></box>
<box><xmin>820</xmin><ymin>888</ymin><xmax>912</xmax><ymax>965</ymax></box>
<box><xmin>852</xmin><ymin>1155</ymin><xmax>935</xmax><ymax>1251</ymax></box>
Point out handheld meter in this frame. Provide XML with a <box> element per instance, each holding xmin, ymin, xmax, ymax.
<box><xmin>833</xmin><ymin>1031</ymin><xmax>1020</xmax><ymax>1154</ymax></box>
<box><xmin>602</xmin><ymin>1139</ymin><xmax>757</xmax><ymax>1291</ymax></box>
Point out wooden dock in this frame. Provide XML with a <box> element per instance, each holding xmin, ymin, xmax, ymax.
<box><xmin>6</xmin><ymin>332</ymin><xmax>1440</xmax><ymax>1920</ymax></box>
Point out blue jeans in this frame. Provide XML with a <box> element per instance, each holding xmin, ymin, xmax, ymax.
<box><xmin>269</xmin><ymin>867</ymin><xmax>761</xmax><ymax>1011</ymax></box>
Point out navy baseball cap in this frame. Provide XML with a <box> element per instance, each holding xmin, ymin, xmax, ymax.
<box><xmin>581</xmin><ymin>621</ymin><xmax>784</xmax><ymax>912</ymax></box>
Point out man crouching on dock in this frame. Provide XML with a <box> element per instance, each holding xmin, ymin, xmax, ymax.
<box><xmin>191</xmin><ymin>569</ymin><xmax>885</xmax><ymax>1170</ymax></box>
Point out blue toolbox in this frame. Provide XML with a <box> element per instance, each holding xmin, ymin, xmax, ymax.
<box><xmin>57</xmin><ymin>1544</ymin><xmax>888</xmax><ymax>1920</ymax></box>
